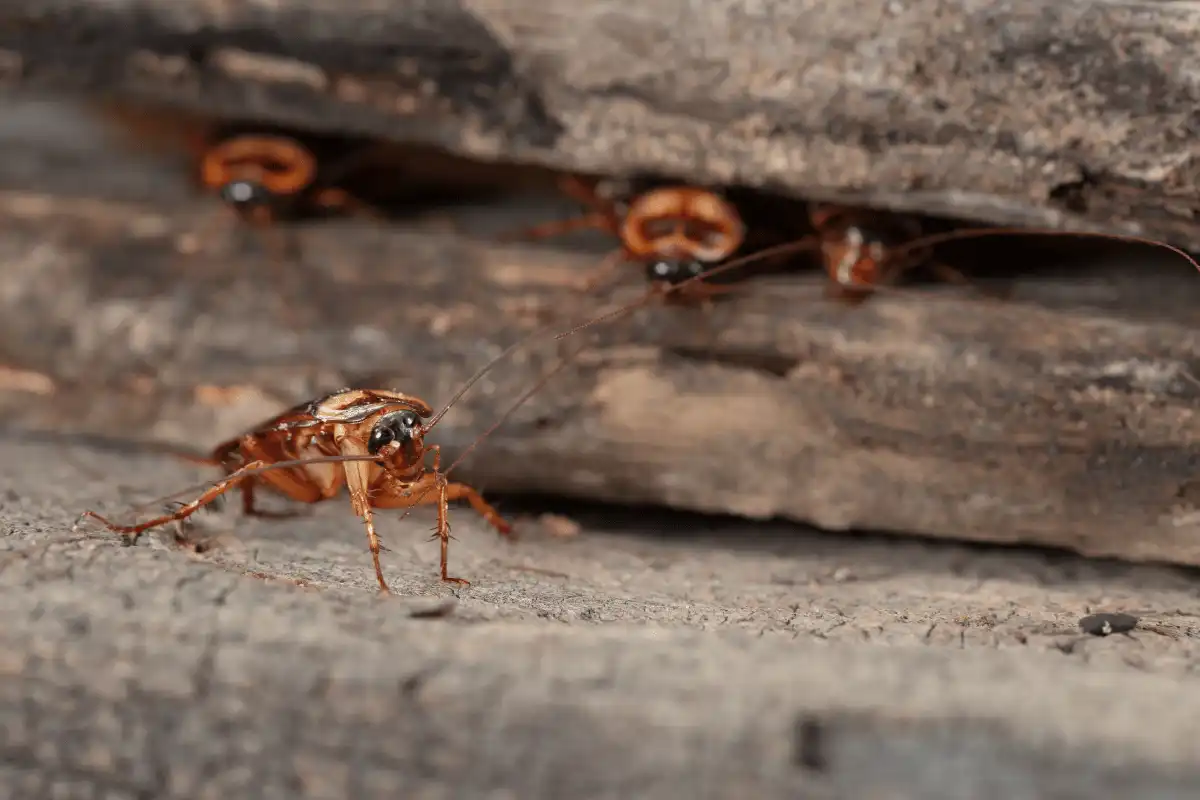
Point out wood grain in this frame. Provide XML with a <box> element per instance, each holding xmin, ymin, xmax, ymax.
<box><xmin>1</xmin><ymin>177</ymin><xmax>1199</xmax><ymax>566</ymax></box>
<box><xmin>1</xmin><ymin>1</ymin><xmax>1200</xmax><ymax>247</ymax></box>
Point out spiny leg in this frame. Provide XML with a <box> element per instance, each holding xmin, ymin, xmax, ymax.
<box><xmin>358</xmin><ymin>504</ymin><xmax>391</xmax><ymax>594</ymax></box>
<box><xmin>80</xmin><ymin>460</ymin><xmax>270</xmax><ymax>544</ymax></box>
<box><xmin>442</xmin><ymin>483</ymin><xmax>515</xmax><ymax>541</ymax></box>
<box><xmin>433</xmin><ymin>474</ymin><xmax>468</xmax><ymax>585</ymax></box>
<box><xmin>423</xmin><ymin>444</ymin><xmax>513</xmax><ymax>540</ymax></box>
<box><xmin>392</xmin><ymin>475</ymin><xmax>516</xmax><ymax>542</ymax></box>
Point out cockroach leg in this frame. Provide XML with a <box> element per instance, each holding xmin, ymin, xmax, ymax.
<box><xmin>240</xmin><ymin>480</ymin><xmax>309</xmax><ymax>520</ymax></box>
<box><xmin>498</xmin><ymin>211</ymin><xmax>614</xmax><ymax>244</ymax></box>
<box><xmin>434</xmin><ymin>473</ymin><xmax>468</xmax><ymax>586</ymax></box>
<box><xmin>361</xmin><ymin>505</ymin><xmax>390</xmax><ymax>594</ymax></box>
<box><xmin>378</xmin><ymin>444</ymin><xmax>514</xmax><ymax>539</ymax></box>
<box><xmin>557</xmin><ymin>175</ymin><xmax>610</xmax><ymax>212</ymax></box>
<box><xmin>440</xmin><ymin>482</ymin><xmax>514</xmax><ymax>540</ymax></box>
<box><xmin>81</xmin><ymin>460</ymin><xmax>270</xmax><ymax>545</ymax></box>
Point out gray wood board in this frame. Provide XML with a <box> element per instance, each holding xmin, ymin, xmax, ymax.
<box><xmin>4</xmin><ymin>437</ymin><xmax>1200</xmax><ymax>799</ymax></box>
<box><xmin>2</xmin><ymin>1</ymin><xmax>1200</xmax><ymax>247</ymax></box>
<box><xmin>1</xmin><ymin>179</ymin><xmax>1200</xmax><ymax>566</ymax></box>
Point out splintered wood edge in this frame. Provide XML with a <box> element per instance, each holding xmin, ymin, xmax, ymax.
<box><xmin>1</xmin><ymin>187</ymin><xmax>1200</xmax><ymax>567</ymax></box>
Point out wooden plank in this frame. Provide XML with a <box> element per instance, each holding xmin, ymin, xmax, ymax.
<box><xmin>1</xmin><ymin>0</ymin><xmax>1200</xmax><ymax>247</ymax></box>
<box><xmin>4</xmin><ymin>514</ymin><xmax>1200</xmax><ymax>799</ymax></box>
<box><xmin>2</xmin><ymin>168</ymin><xmax>1199</xmax><ymax>566</ymax></box>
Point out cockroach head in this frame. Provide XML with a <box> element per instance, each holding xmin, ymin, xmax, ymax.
<box><xmin>367</xmin><ymin>408</ymin><xmax>426</xmax><ymax>455</ymax></box>
<box><xmin>646</xmin><ymin>258</ymin><xmax>706</xmax><ymax>286</ymax></box>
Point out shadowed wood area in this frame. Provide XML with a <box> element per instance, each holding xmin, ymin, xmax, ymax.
<box><xmin>2</xmin><ymin>0</ymin><xmax>1200</xmax><ymax>248</ymax></box>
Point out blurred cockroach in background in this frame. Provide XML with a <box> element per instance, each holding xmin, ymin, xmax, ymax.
<box><xmin>498</xmin><ymin>174</ymin><xmax>798</xmax><ymax>307</ymax></box>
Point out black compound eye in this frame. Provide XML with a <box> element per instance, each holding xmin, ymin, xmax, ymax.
<box><xmin>219</xmin><ymin>180</ymin><xmax>269</xmax><ymax>208</ymax></box>
<box><xmin>367</xmin><ymin>410</ymin><xmax>424</xmax><ymax>455</ymax></box>
<box><xmin>648</xmin><ymin>260</ymin><xmax>678</xmax><ymax>280</ymax></box>
<box><xmin>395</xmin><ymin>410</ymin><xmax>422</xmax><ymax>433</ymax></box>
<box><xmin>366</xmin><ymin>424</ymin><xmax>395</xmax><ymax>455</ymax></box>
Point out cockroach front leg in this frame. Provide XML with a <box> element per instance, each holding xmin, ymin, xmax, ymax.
<box><xmin>381</xmin><ymin>466</ymin><xmax>469</xmax><ymax>585</ymax></box>
<box><xmin>432</xmin><ymin>473</ymin><xmax>468</xmax><ymax>586</ymax></box>
<box><xmin>80</xmin><ymin>460</ymin><xmax>270</xmax><ymax>545</ymax></box>
<box><xmin>421</xmin><ymin>445</ymin><xmax>514</xmax><ymax>540</ymax></box>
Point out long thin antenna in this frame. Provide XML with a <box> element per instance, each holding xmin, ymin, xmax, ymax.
<box><xmin>392</xmin><ymin>337</ymin><xmax>589</xmax><ymax>528</ymax></box>
<box><xmin>883</xmin><ymin>226</ymin><xmax>1200</xmax><ymax>269</ymax></box>
<box><xmin>553</xmin><ymin>237</ymin><xmax>823</xmax><ymax>340</ymax></box>
<box><xmin>553</xmin><ymin>223</ymin><xmax>1200</xmax><ymax>342</ymax></box>
<box><xmin>423</xmin><ymin>311</ymin><xmax>575</xmax><ymax>431</ymax></box>
<box><xmin>444</xmin><ymin>343</ymin><xmax>583</xmax><ymax>479</ymax></box>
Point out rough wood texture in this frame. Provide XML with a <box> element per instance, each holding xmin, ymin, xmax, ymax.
<box><xmin>6</xmin><ymin>440</ymin><xmax>1200</xmax><ymax>799</ymax></box>
<box><xmin>1</xmin><ymin>171</ymin><xmax>1200</xmax><ymax>567</ymax></box>
<box><xmin>3</xmin><ymin>1</ymin><xmax>1200</xmax><ymax>247</ymax></box>
<box><xmin>5</xmin><ymin>101</ymin><xmax>1200</xmax><ymax>800</ymax></box>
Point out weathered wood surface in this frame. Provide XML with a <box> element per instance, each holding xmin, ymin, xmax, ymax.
<box><xmin>2</xmin><ymin>0</ymin><xmax>1200</xmax><ymax>248</ymax></box>
<box><xmin>5</xmin><ymin>106</ymin><xmax>1200</xmax><ymax>800</ymax></box>
<box><xmin>6</xmin><ymin>469</ymin><xmax>1200</xmax><ymax>799</ymax></box>
<box><xmin>2</xmin><ymin>170</ymin><xmax>1200</xmax><ymax>566</ymax></box>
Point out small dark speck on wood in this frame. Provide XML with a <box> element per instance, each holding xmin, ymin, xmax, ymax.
<box><xmin>792</xmin><ymin>714</ymin><xmax>829</xmax><ymax>772</ymax></box>
<box><xmin>1079</xmin><ymin>612</ymin><xmax>1140</xmax><ymax>637</ymax></box>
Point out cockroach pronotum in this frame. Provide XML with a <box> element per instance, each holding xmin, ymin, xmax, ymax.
<box><xmin>551</xmin><ymin>224</ymin><xmax>1200</xmax><ymax>338</ymax></box>
<box><xmin>499</xmin><ymin>174</ymin><xmax>753</xmax><ymax>305</ymax></box>
<box><xmin>78</xmin><ymin>323</ymin><xmax>582</xmax><ymax>593</ymax></box>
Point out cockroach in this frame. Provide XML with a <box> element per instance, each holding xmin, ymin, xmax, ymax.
<box><xmin>198</xmin><ymin>131</ymin><xmax>376</xmax><ymax>224</ymax></box>
<box><xmin>802</xmin><ymin>203</ymin><xmax>981</xmax><ymax>303</ymax></box>
<box><xmin>552</xmin><ymin>225</ymin><xmax>1200</xmax><ymax>338</ymax></box>
<box><xmin>500</xmin><ymin>174</ymin><xmax>753</xmax><ymax>304</ymax></box>
<box><xmin>192</xmin><ymin>130</ymin><xmax>380</xmax><ymax>260</ymax></box>
<box><xmin>185</xmin><ymin>128</ymin><xmax>388</xmax><ymax>331</ymax></box>
<box><xmin>78</xmin><ymin>325</ymin><xmax>582</xmax><ymax>593</ymax></box>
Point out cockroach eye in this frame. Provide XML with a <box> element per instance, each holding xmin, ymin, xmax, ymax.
<box><xmin>366</xmin><ymin>424</ymin><xmax>395</xmax><ymax>455</ymax></box>
<box><xmin>220</xmin><ymin>180</ymin><xmax>268</xmax><ymax>207</ymax></box>
<box><xmin>368</xmin><ymin>410</ymin><xmax>424</xmax><ymax>454</ymax></box>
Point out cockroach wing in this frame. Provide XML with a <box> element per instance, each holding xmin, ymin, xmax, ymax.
<box><xmin>310</xmin><ymin>389</ymin><xmax>434</xmax><ymax>425</ymax></box>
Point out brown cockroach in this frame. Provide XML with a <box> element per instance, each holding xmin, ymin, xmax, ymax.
<box><xmin>552</xmin><ymin>224</ymin><xmax>1200</xmax><ymax>338</ymax></box>
<box><xmin>192</xmin><ymin>130</ymin><xmax>381</xmax><ymax>258</ymax></box>
<box><xmin>198</xmin><ymin>132</ymin><xmax>376</xmax><ymax>224</ymax></box>
<box><xmin>500</xmin><ymin>174</ymin><xmax>754</xmax><ymax>304</ymax></box>
<box><xmin>800</xmin><ymin>203</ymin><xmax>981</xmax><ymax>303</ymax></box>
<box><xmin>78</xmin><ymin>326</ymin><xmax>582</xmax><ymax>593</ymax></box>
